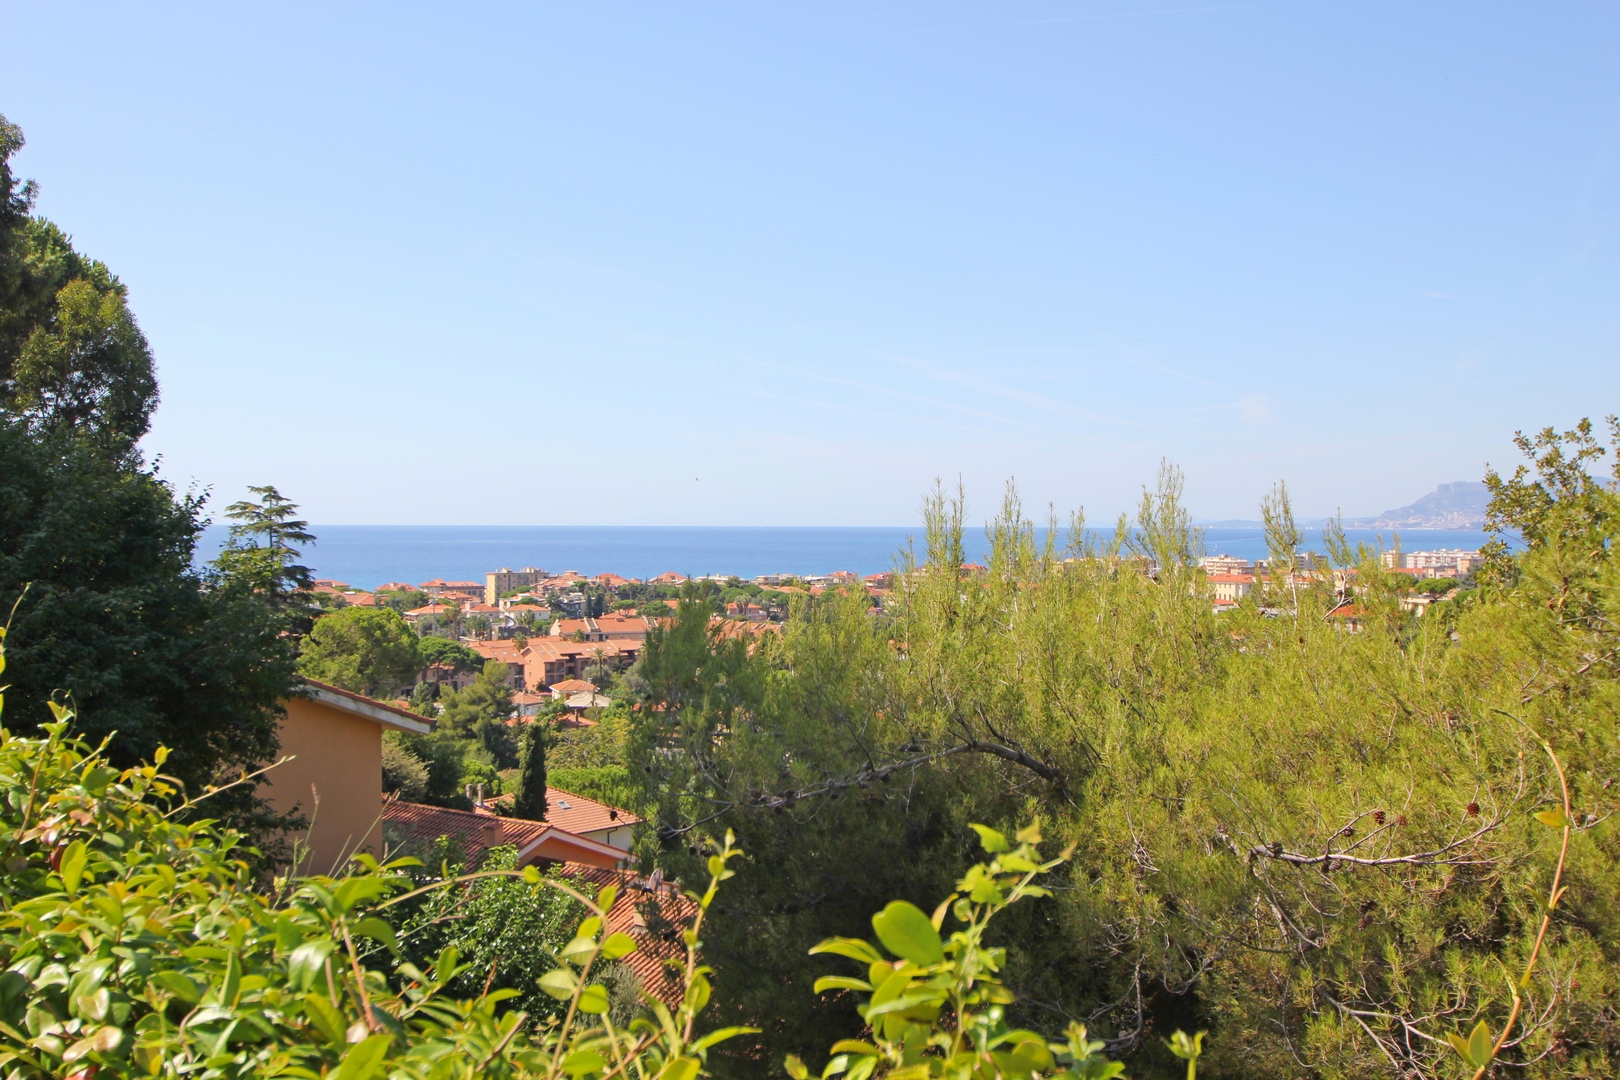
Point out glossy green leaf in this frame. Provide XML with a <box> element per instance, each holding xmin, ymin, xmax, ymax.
<box><xmin>785</xmin><ymin>1053</ymin><xmax>809</xmax><ymax>1080</ymax></box>
<box><xmin>577</xmin><ymin>984</ymin><xmax>610</xmax><ymax>1014</ymax></box>
<box><xmin>287</xmin><ymin>939</ymin><xmax>334</xmax><ymax>991</ymax></box>
<box><xmin>1467</xmin><ymin>1020</ymin><xmax>1493</xmax><ymax>1067</ymax></box>
<box><xmin>808</xmin><ymin>937</ymin><xmax>884</xmax><ymax>964</ymax></box>
<box><xmin>969</xmin><ymin>824</ymin><xmax>1009</xmax><ymax>853</ymax></box>
<box><xmin>830</xmin><ymin>1040</ymin><xmax>881</xmax><ymax>1055</ymax></box>
<box><xmin>871</xmin><ymin>902</ymin><xmax>944</xmax><ymax>966</ymax></box>
<box><xmin>150</xmin><ymin>972</ymin><xmax>202</xmax><ymax>1004</ymax></box>
<box><xmin>685</xmin><ymin>972</ymin><xmax>711</xmax><ymax>1013</ymax></box>
<box><xmin>692</xmin><ymin>1025</ymin><xmax>761</xmax><ymax>1052</ymax></box>
<box><xmin>1534</xmin><ymin>806</ymin><xmax>1570</xmax><ymax>829</ymax></box>
<box><xmin>560</xmin><ymin>936</ymin><xmax>598</xmax><ymax>962</ymax></box>
<box><xmin>814</xmin><ymin>976</ymin><xmax>874</xmax><ymax>994</ymax></box>
<box><xmin>301</xmin><ymin>993</ymin><xmax>346</xmax><ymax>1045</ymax></box>
<box><xmin>331</xmin><ymin>1033</ymin><xmax>393</xmax><ymax>1080</ymax></box>
<box><xmin>538</xmin><ymin>968</ymin><xmax>578</xmax><ymax>1001</ymax></box>
<box><xmin>564</xmin><ymin>1050</ymin><xmax>607</xmax><ymax>1076</ymax></box>
<box><xmin>658</xmin><ymin>1056</ymin><xmax>700</xmax><ymax>1080</ymax></box>
<box><xmin>331</xmin><ymin>876</ymin><xmax>390</xmax><ymax>916</ymax></box>
<box><xmin>601</xmin><ymin>932</ymin><xmax>637</xmax><ymax>959</ymax></box>
<box><xmin>351</xmin><ymin>917</ymin><xmax>399</xmax><ymax>955</ymax></box>
<box><xmin>59</xmin><ymin>841</ymin><xmax>87</xmax><ymax>893</ymax></box>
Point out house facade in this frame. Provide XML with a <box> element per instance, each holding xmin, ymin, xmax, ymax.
<box><xmin>262</xmin><ymin>680</ymin><xmax>435</xmax><ymax>876</ymax></box>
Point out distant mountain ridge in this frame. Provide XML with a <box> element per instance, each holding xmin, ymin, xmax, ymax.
<box><xmin>1347</xmin><ymin>481</ymin><xmax>1489</xmax><ymax>529</ymax></box>
<box><xmin>1198</xmin><ymin>481</ymin><xmax>1492</xmax><ymax>531</ymax></box>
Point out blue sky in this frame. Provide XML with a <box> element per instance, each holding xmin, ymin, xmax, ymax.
<box><xmin>3</xmin><ymin>2</ymin><xmax>1616</xmax><ymax>525</ymax></box>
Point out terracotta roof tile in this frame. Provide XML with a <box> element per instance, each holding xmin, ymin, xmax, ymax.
<box><xmin>381</xmin><ymin>800</ymin><xmax>628</xmax><ymax>868</ymax></box>
<box><xmin>486</xmin><ymin>786</ymin><xmax>643</xmax><ymax>833</ymax></box>
<box><xmin>561</xmin><ymin>864</ymin><xmax>697</xmax><ymax>1008</ymax></box>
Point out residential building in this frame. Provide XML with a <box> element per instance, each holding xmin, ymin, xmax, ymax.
<box><xmin>419</xmin><ymin>662</ymin><xmax>479</xmax><ymax>693</ymax></box>
<box><xmin>1379</xmin><ymin>549</ymin><xmax>1483</xmax><ymax>577</ymax></box>
<box><xmin>261</xmin><ymin>680</ymin><xmax>435</xmax><ymax>876</ymax></box>
<box><xmin>469</xmin><ymin>640</ymin><xmax>529</xmax><ymax>687</ymax></box>
<box><xmin>1199</xmin><ymin>554</ymin><xmax>1253</xmax><ymax>576</ymax></box>
<box><xmin>420</xmin><ymin>579</ymin><xmax>484</xmax><ymax>602</ymax></box>
<box><xmin>547</xmin><ymin>678</ymin><xmax>598</xmax><ymax>698</ymax></box>
<box><xmin>485</xmin><ymin>567</ymin><xmax>548</xmax><ymax>605</ymax></box>
<box><xmin>402</xmin><ymin>602</ymin><xmax>457</xmax><ymax>631</ymax></box>
<box><xmin>512</xmin><ymin>690</ymin><xmax>549</xmax><ymax>717</ymax></box>
<box><xmin>1207</xmin><ymin>573</ymin><xmax>1256</xmax><ymax>603</ymax></box>
<box><xmin>381</xmin><ymin>801</ymin><xmax>629</xmax><ymax>870</ymax></box>
<box><xmin>548</xmin><ymin>614</ymin><xmax>658</xmax><ymax>643</ymax></box>
<box><xmin>519</xmin><ymin>637</ymin><xmax>639</xmax><ymax>689</ymax></box>
<box><xmin>478</xmin><ymin>785</ymin><xmax>641</xmax><ymax>852</ymax></box>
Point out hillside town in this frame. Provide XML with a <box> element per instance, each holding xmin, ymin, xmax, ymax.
<box><xmin>242</xmin><ymin>542</ymin><xmax>1489</xmax><ymax>1010</ymax></box>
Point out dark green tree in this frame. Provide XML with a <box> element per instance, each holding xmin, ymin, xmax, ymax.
<box><xmin>415</xmin><ymin>634</ymin><xmax>482</xmax><ymax>674</ymax></box>
<box><xmin>0</xmin><ymin>420</ymin><xmax>298</xmax><ymax>829</ymax></box>
<box><xmin>0</xmin><ymin>118</ymin><xmax>293</xmax><ymax>831</ymax></box>
<box><xmin>213</xmin><ymin>485</ymin><xmax>315</xmax><ymax>616</ymax></box>
<box><xmin>511</xmin><ymin>720</ymin><xmax>550</xmax><ymax>821</ymax></box>
<box><xmin>298</xmin><ymin>607</ymin><xmax>421</xmax><ymax>699</ymax></box>
<box><xmin>436</xmin><ymin>661</ymin><xmax>519</xmax><ymax>767</ymax></box>
<box><xmin>0</xmin><ymin>115</ymin><xmax>157</xmax><ymax>449</ymax></box>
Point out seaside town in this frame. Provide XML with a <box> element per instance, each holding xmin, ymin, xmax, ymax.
<box><xmin>8</xmin><ymin>8</ymin><xmax>1618</xmax><ymax>1072</ymax></box>
<box><xmin>250</xmin><ymin>539</ymin><xmax>1491</xmax><ymax>995</ymax></box>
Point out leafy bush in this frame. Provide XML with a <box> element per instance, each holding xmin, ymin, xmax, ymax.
<box><xmin>548</xmin><ymin>766</ymin><xmax>642</xmax><ymax>816</ymax></box>
<box><xmin>0</xmin><ymin>626</ymin><xmax>1126</xmax><ymax>1080</ymax></box>
<box><xmin>0</xmin><ymin>627</ymin><xmax>754</xmax><ymax>1079</ymax></box>
<box><xmin>796</xmin><ymin>822</ymin><xmax>1129</xmax><ymax>1080</ymax></box>
<box><xmin>383</xmin><ymin>735</ymin><xmax>431</xmax><ymax>801</ymax></box>
<box><xmin>633</xmin><ymin>446</ymin><xmax>1619</xmax><ymax>1078</ymax></box>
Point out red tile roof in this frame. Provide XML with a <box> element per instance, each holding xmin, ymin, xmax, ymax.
<box><xmin>381</xmin><ymin>800</ymin><xmax>627</xmax><ymax>869</ymax></box>
<box><xmin>561</xmin><ymin>864</ymin><xmax>697</xmax><ymax>1008</ymax></box>
<box><xmin>549</xmin><ymin>679</ymin><xmax>598</xmax><ymax>694</ymax></box>
<box><xmin>486</xmin><ymin>786</ymin><xmax>643</xmax><ymax>834</ymax></box>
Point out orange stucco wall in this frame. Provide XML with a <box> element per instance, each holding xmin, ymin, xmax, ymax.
<box><xmin>263</xmin><ymin>697</ymin><xmax>385</xmax><ymax>875</ymax></box>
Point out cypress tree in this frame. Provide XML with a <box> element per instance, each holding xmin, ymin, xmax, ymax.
<box><xmin>512</xmin><ymin>720</ymin><xmax>548</xmax><ymax>821</ymax></box>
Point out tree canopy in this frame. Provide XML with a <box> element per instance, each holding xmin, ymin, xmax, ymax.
<box><xmin>213</xmin><ymin>484</ymin><xmax>316</xmax><ymax>616</ymax></box>
<box><xmin>298</xmin><ymin>606</ymin><xmax>422</xmax><ymax>700</ymax></box>
<box><xmin>0</xmin><ymin>116</ymin><xmax>156</xmax><ymax>449</ymax></box>
<box><xmin>630</xmin><ymin>428</ymin><xmax>1620</xmax><ymax>1079</ymax></box>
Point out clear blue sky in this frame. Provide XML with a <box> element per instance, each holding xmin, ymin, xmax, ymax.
<box><xmin>3</xmin><ymin>2</ymin><xmax>1616</xmax><ymax>525</ymax></box>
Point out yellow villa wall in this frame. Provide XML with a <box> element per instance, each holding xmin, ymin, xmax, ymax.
<box><xmin>263</xmin><ymin>696</ymin><xmax>385</xmax><ymax>876</ymax></box>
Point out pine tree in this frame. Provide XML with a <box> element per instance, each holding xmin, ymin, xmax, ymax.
<box><xmin>214</xmin><ymin>485</ymin><xmax>316</xmax><ymax>611</ymax></box>
<box><xmin>512</xmin><ymin>720</ymin><xmax>549</xmax><ymax>821</ymax></box>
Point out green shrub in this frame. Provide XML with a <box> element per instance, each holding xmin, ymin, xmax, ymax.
<box><xmin>0</xmin><ymin>627</ymin><xmax>752</xmax><ymax>1079</ymax></box>
<box><xmin>0</xmin><ymin>628</ymin><xmax>1122</xmax><ymax>1080</ymax></box>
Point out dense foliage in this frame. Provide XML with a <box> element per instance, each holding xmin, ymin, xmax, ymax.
<box><xmin>631</xmin><ymin>424</ymin><xmax>1618</xmax><ymax>1078</ymax></box>
<box><xmin>0</xmin><ymin>117</ymin><xmax>156</xmax><ymax>449</ymax></box>
<box><xmin>0</xmin><ymin>624</ymin><xmax>1116</xmax><ymax>1080</ymax></box>
<box><xmin>299</xmin><ymin>608</ymin><xmax>423</xmax><ymax>701</ymax></box>
<box><xmin>0</xmin><ymin>116</ymin><xmax>297</xmax><ymax>830</ymax></box>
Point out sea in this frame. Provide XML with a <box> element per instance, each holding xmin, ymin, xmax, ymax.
<box><xmin>193</xmin><ymin>525</ymin><xmax>1495</xmax><ymax>592</ymax></box>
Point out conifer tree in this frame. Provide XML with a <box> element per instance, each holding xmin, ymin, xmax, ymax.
<box><xmin>512</xmin><ymin>720</ymin><xmax>549</xmax><ymax>821</ymax></box>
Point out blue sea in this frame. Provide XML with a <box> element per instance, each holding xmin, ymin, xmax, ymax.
<box><xmin>194</xmin><ymin>525</ymin><xmax>1494</xmax><ymax>592</ymax></box>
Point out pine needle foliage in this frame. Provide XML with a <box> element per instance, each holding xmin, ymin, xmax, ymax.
<box><xmin>632</xmin><ymin>422</ymin><xmax>1620</xmax><ymax>1079</ymax></box>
